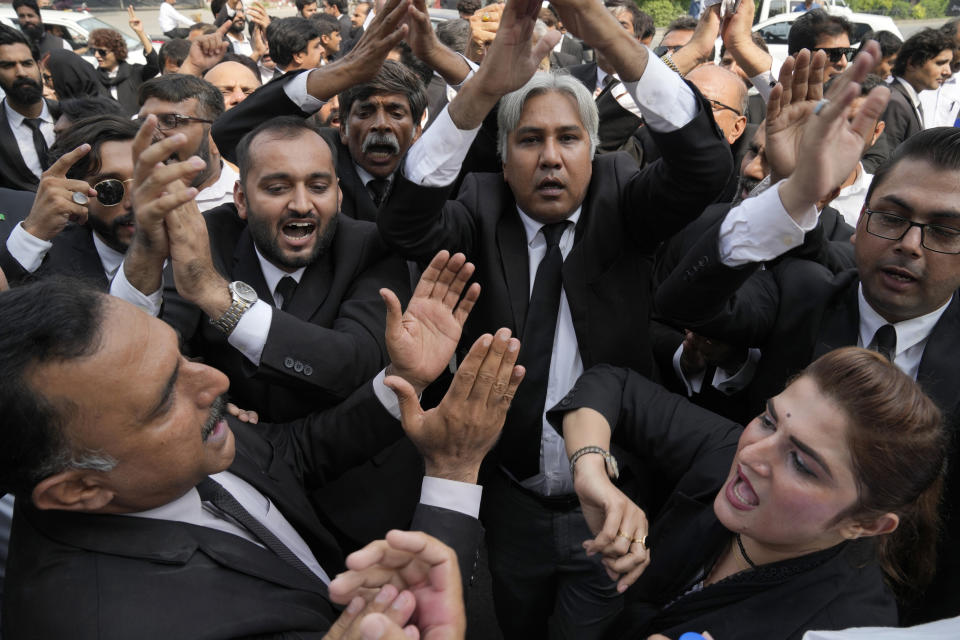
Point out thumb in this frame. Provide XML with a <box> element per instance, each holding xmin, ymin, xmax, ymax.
<box><xmin>380</xmin><ymin>288</ymin><xmax>403</xmax><ymax>340</ymax></box>
<box><xmin>383</xmin><ymin>375</ymin><xmax>423</xmax><ymax>428</ymax></box>
<box><xmin>532</xmin><ymin>29</ymin><xmax>562</xmax><ymax>64</ymax></box>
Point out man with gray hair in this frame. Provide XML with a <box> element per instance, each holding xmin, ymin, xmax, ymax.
<box><xmin>377</xmin><ymin>0</ymin><xmax>730</xmax><ymax>636</ymax></box>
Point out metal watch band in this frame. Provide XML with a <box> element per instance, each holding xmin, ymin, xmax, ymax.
<box><xmin>569</xmin><ymin>446</ymin><xmax>620</xmax><ymax>481</ymax></box>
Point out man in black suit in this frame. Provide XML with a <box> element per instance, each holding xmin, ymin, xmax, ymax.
<box><xmin>13</xmin><ymin>0</ymin><xmax>71</xmax><ymax>57</ymax></box>
<box><xmin>0</xmin><ymin>25</ymin><xmax>57</xmax><ymax>192</ymax></box>
<box><xmin>376</xmin><ymin>0</ymin><xmax>730</xmax><ymax>636</ymax></box>
<box><xmin>657</xmin><ymin>48</ymin><xmax>959</xmax><ymax>623</ymax></box>
<box><xmin>0</xmin><ymin>244</ymin><xmax>522</xmax><ymax>637</ymax></box>
<box><xmin>115</xmin><ymin>115</ymin><xmax>409</xmax><ymax>425</ymax></box>
<box><xmin>0</xmin><ymin>115</ymin><xmax>138</xmax><ymax>289</ymax></box>
<box><xmin>863</xmin><ymin>29</ymin><xmax>955</xmax><ymax>173</ymax></box>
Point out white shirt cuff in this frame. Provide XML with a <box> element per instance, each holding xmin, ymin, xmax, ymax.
<box><xmin>110</xmin><ymin>261</ymin><xmax>162</xmax><ymax>316</ymax></box>
<box><xmin>420</xmin><ymin>476</ymin><xmax>482</xmax><ymax>519</ymax></box>
<box><xmin>672</xmin><ymin>344</ymin><xmax>705</xmax><ymax>396</ymax></box>
<box><xmin>711</xmin><ymin>347</ymin><xmax>761</xmax><ymax>395</ymax></box>
<box><xmin>751</xmin><ymin>69</ymin><xmax>777</xmax><ymax>103</ymax></box>
<box><xmin>283</xmin><ymin>70</ymin><xmax>326</xmax><ymax>113</ymax></box>
<box><xmin>718</xmin><ymin>183</ymin><xmax>818</xmax><ymax>266</ymax></box>
<box><xmin>6</xmin><ymin>222</ymin><xmax>51</xmax><ymax>273</ymax></box>
<box><xmin>404</xmin><ymin>105</ymin><xmax>481</xmax><ymax>187</ymax></box>
<box><xmin>227</xmin><ymin>299</ymin><xmax>272</xmax><ymax>365</ymax></box>
<box><xmin>622</xmin><ymin>52</ymin><xmax>697</xmax><ymax>132</ymax></box>
<box><xmin>446</xmin><ymin>54</ymin><xmax>478</xmax><ymax>91</ymax></box>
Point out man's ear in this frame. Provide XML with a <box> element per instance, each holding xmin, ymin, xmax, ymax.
<box><xmin>871</xmin><ymin>120</ymin><xmax>886</xmax><ymax>147</ymax></box>
<box><xmin>32</xmin><ymin>470</ymin><xmax>115</xmax><ymax>512</ymax></box>
<box><xmin>411</xmin><ymin>121</ymin><xmax>423</xmax><ymax>144</ymax></box>
<box><xmin>234</xmin><ymin>180</ymin><xmax>248</xmax><ymax>220</ymax></box>
<box><xmin>292</xmin><ymin>50</ymin><xmax>306</xmax><ymax>67</ymax></box>
<box><xmin>729</xmin><ymin>115</ymin><xmax>747</xmax><ymax>145</ymax></box>
<box><xmin>840</xmin><ymin>512</ymin><xmax>899</xmax><ymax>540</ymax></box>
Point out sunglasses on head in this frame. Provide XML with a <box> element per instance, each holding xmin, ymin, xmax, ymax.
<box><xmin>91</xmin><ymin>47</ymin><xmax>110</xmax><ymax>57</ymax></box>
<box><xmin>653</xmin><ymin>45</ymin><xmax>682</xmax><ymax>57</ymax></box>
<box><xmin>93</xmin><ymin>178</ymin><xmax>133</xmax><ymax>206</ymax></box>
<box><xmin>816</xmin><ymin>47</ymin><xmax>855</xmax><ymax>64</ymax></box>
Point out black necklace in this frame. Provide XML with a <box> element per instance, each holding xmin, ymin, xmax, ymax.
<box><xmin>736</xmin><ymin>534</ymin><xmax>758</xmax><ymax>569</ymax></box>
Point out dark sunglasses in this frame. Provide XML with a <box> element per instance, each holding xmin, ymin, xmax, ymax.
<box><xmin>652</xmin><ymin>45</ymin><xmax>682</xmax><ymax>57</ymax></box>
<box><xmin>815</xmin><ymin>47</ymin><xmax>855</xmax><ymax>64</ymax></box>
<box><xmin>93</xmin><ymin>178</ymin><xmax>133</xmax><ymax>206</ymax></box>
<box><xmin>91</xmin><ymin>47</ymin><xmax>110</xmax><ymax>57</ymax></box>
<box><xmin>147</xmin><ymin>113</ymin><xmax>214</xmax><ymax>131</ymax></box>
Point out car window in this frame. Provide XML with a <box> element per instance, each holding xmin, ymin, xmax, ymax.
<box><xmin>850</xmin><ymin>22</ymin><xmax>873</xmax><ymax>43</ymax></box>
<box><xmin>758</xmin><ymin>21</ymin><xmax>791</xmax><ymax>45</ymax></box>
<box><xmin>46</xmin><ymin>23</ymin><xmax>83</xmax><ymax>49</ymax></box>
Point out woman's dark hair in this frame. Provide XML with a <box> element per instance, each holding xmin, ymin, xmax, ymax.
<box><xmin>88</xmin><ymin>28</ymin><xmax>128</xmax><ymax>62</ymax></box>
<box><xmin>803</xmin><ymin>347</ymin><xmax>946</xmax><ymax>593</ymax></box>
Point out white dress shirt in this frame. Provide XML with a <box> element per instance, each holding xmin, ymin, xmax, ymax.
<box><xmin>159</xmin><ymin>2</ymin><xmax>194</xmax><ymax>32</ymax></box>
<box><xmin>3</xmin><ymin>98</ymin><xmax>55</xmax><ymax>179</ymax></box>
<box><xmin>196</xmin><ymin>161</ymin><xmax>239</xmax><ymax>211</ymax></box>
<box><xmin>830</xmin><ymin>163</ymin><xmax>872</xmax><ymax>228</ymax></box>
<box><xmin>919</xmin><ymin>76</ymin><xmax>960</xmax><ymax>129</ymax></box>
<box><xmin>895</xmin><ymin>76</ymin><xmax>925</xmax><ymax>127</ymax></box>
<box><xmin>6</xmin><ymin>222</ymin><xmax>123</xmax><ymax>281</ymax></box>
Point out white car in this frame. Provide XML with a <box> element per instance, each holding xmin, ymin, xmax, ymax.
<box><xmin>752</xmin><ymin>2</ymin><xmax>903</xmax><ymax>72</ymax></box>
<box><xmin>0</xmin><ymin>6</ymin><xmax>147</xmax><ymax>65</ymax></box>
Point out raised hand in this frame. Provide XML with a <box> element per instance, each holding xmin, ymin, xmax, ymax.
<box><xmin>339</xmin><ymin>0</ymin><xmax>412</xmax><ymax>83</ymax></box>
<box><xmin>466</xmin><ymin>2</ymin><xmax>502</xmax><ymax>63</ymax></box>
<box><xmin>329</xmin><ymin>530</ymin><xmax>467</xmax><ymax>640</ymax></box>
<box><xmin>764</xmin><ymin>48</ymin><xmax>827</xmax><ymax>182</ymax></box>
<box><xmin>22</xmin><ymin>145</ymin><xmax>96</xmax><ymax>242</ymax></box>
<box><xmin>180</xmin><ymin>20</ymin><xmax>233</xmax><ymax>76</ymax></box>
<box><xmin>386</xmin><ymin>328</ymin><xmax>524</xmax><ymax>483</ymax></box>
<box><xmin>547</xmin><ymin>0</ymin><xmax>647</xmax><ymax>81</ymax></box>
<box><xmin>776</xmin><ymin>41</ymin><xmax>890</xmax><ymax>218</ymax></box>
<box><xmin>127</xmin><ymin>5</ymin><xmax>145</xmax><ymax>33</ymax></box>
<box><xmin>381</xmin><ymin>250</ymin><xmax>479</xmax><ymax>394</ymax></box>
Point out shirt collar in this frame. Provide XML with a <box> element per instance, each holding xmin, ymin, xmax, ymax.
<box><xmin>516</xmin><ymin>206</ymin><xmax>581</xmax><ymax>247</ymax></box>
<box><xmin>353</xmin><ymin>163</ymin><xmax>395</xmax><ymax>188</ymax></box>
<box><xmin>92</xmin><ymin>233</ymin><xmax>125</xmax><ymax>279</ymax></box>
<box><xmin>857</xmin><ymin>284</ymin><xmax>951</xmax><ymax>358</ymax></box>
<box><xmin>895</xmin><ymin>76</ymin><xmax>923</xmax><ymax>110</ymax></box>
<box><xmin>4</xmin><ymin>98</ymin><xmax>53</xmax><ymax>128</ymax></box>
<box><xmin>840</xmin><ymin>163</ymin><xmax>871</xmax><ymax>196</ymax></box>
<box><xmin>196</xmin><ymin>160</ymin><xmax>237</xmax><ymax>203</ymax></box>
<box><xmin>253</xmin><ymin>243</ymin><xmax>306</xmax><ymax>295</ymax></box>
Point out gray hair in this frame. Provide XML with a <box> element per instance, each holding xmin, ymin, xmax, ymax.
<box><xmin>497</xmin><ymin>72</ymin><xmax>600</xmax><ymax>161</ymax></box>
<box><xmin>41</xmin><ymin>447</ymin><xmax>118</xmax><ymax>479</ymax></box>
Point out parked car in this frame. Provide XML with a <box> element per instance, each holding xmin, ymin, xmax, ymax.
<box><xmin>0</xmin><ymin>5</ymin><xmax>147</xmax><ymax>65</ymax></box>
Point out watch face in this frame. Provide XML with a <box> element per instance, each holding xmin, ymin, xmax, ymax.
<box><xmin>232</xmin><ymin>281</ymin><xmax>258</xmax><ymax>303</ymax></box>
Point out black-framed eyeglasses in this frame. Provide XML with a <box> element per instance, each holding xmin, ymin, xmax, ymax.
<box><xmin>864</xmin><ymin>209</ymin><xmax>960</xmax><ymax>254</ymax></box>
<box><xmin>149</xmin><ymin>113</ymin><xmax>214</xmax><ymax>131</ymax></box>
<box><xmin>653</xmin><ymin>45</ymin><xmax>682</xmax><ymax>57</ymax></box>
<box><xmin>91</xmin><ymin>47</ymin><xmax>110</xmax><ymax>57</ymax></box>
<box><xmin>707</xmin><ymin>98</ymin><xmax>742</xmax><ymax>116</ymax></box>
<box><xmin>93</xmin><ymin>178</ymin><xmax>133</xmax><ymax>206</ymax></box>
<box><xmin>815</xmin><ymin>47</ymin><xmax>856</xmax><ymax>64</ymax></box>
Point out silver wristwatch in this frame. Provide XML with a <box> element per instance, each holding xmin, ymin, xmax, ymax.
<box><xmin>210</xmin><ymin>281</ymin><xmax>258</xmax><ymax>335</ymax></box>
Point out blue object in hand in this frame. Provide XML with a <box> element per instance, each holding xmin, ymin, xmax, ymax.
<box><xmin>679</xmin><ymin>634</ymin><xmax>708</xmax><ymax>640</ymax></box>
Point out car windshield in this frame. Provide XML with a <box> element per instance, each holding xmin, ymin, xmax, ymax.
<box><xmin>77</xmin><ymin>16</ymin><xmax>140</xmax><ymax>50</ymax></box>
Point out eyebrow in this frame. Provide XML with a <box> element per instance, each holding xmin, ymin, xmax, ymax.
<box><xmin>258</xmin><ymin>171</ymin><xmax>333</xmax><ymax>182</ymax></box>
<box><xmin>144</xmin><ymin>359</ymin><xmax>180</xmax><ymax>422</ymax></box>
<box><xmin>768</xmin><ymin>398</ymin><xmax>834</xmax><ymax>479</ymax></box>
<box><xmin>874</xmin><ymin>194</ymin><xmax>960</xmax><ymax>220</ymax></box>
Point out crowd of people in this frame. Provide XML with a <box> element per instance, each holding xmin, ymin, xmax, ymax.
<box><xmin>0</xmin><ymin>0</ymin><xmax>958</xmax><ymax>637</ymax></box>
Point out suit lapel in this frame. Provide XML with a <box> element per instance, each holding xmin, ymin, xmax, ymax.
<box><xmin>891</xmin><ymin>81</ymin><xmax>922</xmax><ymax>130</ymax></box>
<box><xmin>285</xmin><ymin>248</ymin><xmax>332</xmax><ymax>319</ymax></box>
<box><xmin>233</xmin><ymin>229</ymin><xmax>274</xmax><ymax>302</ymax></box>
<box><xmin>917</xmin><ymin>293</ymin><xmax>960</xmax><ymax>414</ymax></box>
<box><xmin>339</xmin><ymin>142</ymin><xmax>379</xmax><ymax>222</ymax></box>
<box><xmin>812</xmin><ymin>280</ymin><xmax>860</xmax><ymax>360</ymax></box>
<box><xmin>67</xmin><ymin>227</ymin><xmax>109</xmax><ymax>289</ymax></box>
<box><xmin>495</xmin><ymin>188</ymin><xmax>530</xmax><ymax>333</ymax></box>
<box><xmin>0</xmin><ymin>100</ymin><xmax>39</xmax><ymax>188</ymax></box>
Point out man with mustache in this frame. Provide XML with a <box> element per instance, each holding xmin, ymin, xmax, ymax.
<box><xmin>13</xmin><ymin>0</ymin><xmax>71</xmax><ymax>57</ymax></box>
<box><xmin>216</xmin><ymin>0</ymin><xmax>254</xmax><ymax>57</ymax></box>
<box><xmin>0</xmin><ymin>25</ymin><xmax>59</xmax><ymax>192</ymax></box>
<box><xmin>0</xmin><ymin>115</ymin><xmax>139</xmax><ymax>289</ymax></box>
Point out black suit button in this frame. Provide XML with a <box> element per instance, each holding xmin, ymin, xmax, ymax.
<box><xmin>284</xmin><ymin>357</ymin><xmax>295</xmax><ymax>369</ymax></box>
<box><xmin>697</xmin><ymin>256</ymin><xmax>708</xmax><ymax>267</ymax></box>
<box><xmin>559</xmin><ymin>398</ymin><xmax>571</xmax><ymax>407</ymax></box>
<box><xmin>303</xmin><ymin>365</ymin><xmax>313</xmax><ymax>376</ymax></box>
<box><xmin>294</xmin><ymin>361</ymin><xmax>304</xmax><ymax>373</ymax></box>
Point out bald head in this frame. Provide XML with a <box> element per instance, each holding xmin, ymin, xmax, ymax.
<box><xmin>203</xmin><ymin>61</ymin><xmax>261</xmax><ymax>110</ymax></box>
<box><xmin>686</xmin><ymin>64</ymin><xmax>748</xmax><ymax>145</ymax></box>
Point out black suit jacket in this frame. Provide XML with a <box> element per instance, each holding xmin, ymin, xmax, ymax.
<box><xmin>862</xmin><ymin>80</ymin><xmax>923</xmax><ymax>174</ymax></box>
<box><xmin>0</xmin><ymin>188</ymin><xmax>34</xmax><ymax>243</ymax></box>
<box><xmin>560</xmin><ymin>34</ymin><xmax>584</xmax><ymax>63</ymax></box>
<box><xmin>656</xmin><ymin>226</ymin><xmax>960</xmax><ymax>624</ymax></box>
<box><xmin>0</xmin><ymin>222</ymin><xmax>108</xmax><ymax>289</ymax></box>
<box><xmin>2</xmin><ymin>385</ymin><xmax>482</xmax><ymax>639</ymax></box>
<box><xmin>548</xmin><ymin>365</ymin><xmax>898</xmax><ymax>639</ymax></box>
<box><xmin>161</xmin><ymin>205</ymin><xmax>409</xmax><ymax>422</ymax></box>
<box><xmin>0</xmin><ymin>98</ymin><xmax>58</xmax><ymax>192</ymax></box>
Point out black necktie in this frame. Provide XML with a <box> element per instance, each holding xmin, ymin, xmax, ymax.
<box><xmin>196</xmin><ymin>477</ymin><xmax>320</xmax><ymax>582</ymax></box>
<box><xmin>275</xmin><ymin>275</ymin><xmax>297</xmax><ymax>311</ymax></box>
<box><xmin>873</xmin><ymin>324</ymin><xmax>897</xmax><ymax>362</ymax></box>
<box><xmin>502</xmin><ymin>221</ymin><xmax>569</xmax><ymax>480</ymax></box>
<box><xmin>23</xmin><ymin>117</ymin><xmax>50</xmax><ymax>171</ymax></box>
<box><xmin>367</xmin><ymin>178</ymin><xmax>389</xmax><ymax>207</ymax></box>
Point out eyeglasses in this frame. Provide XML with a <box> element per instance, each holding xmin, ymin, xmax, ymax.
<box><xmin>653</xmin><ymin>45</ymin><xmax>682</xmax><ymax>57</ymax></box>
<box><xmin>815</xmin><ymin>47</ymin><xmax>856</xmax><ymax>64</ymax></box>
<box><xmin>864</xmin><ymin>209</ymin><xmax>960</xmax><ymax>254</ymax></box>
<box><xmin>93</xmin><ymin>178</ymin><xmax>133</xmax><ymax>206</ymax></box>
<box><xmin>707</xmin><ymin>98</ymin><xmax>742</xmax><ymax>116</ymax></box>
<box><xmin>148</xmin><ymin>113</ymin><xmax>214</xmax><ymax>131</ymax></box>
<box><xmin>91</xmin><ymin>47</ymin><xmax>110</xmax><ymax>57</ymax></box>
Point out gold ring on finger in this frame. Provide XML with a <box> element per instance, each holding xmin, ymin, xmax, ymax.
<box><xmin>481</xmin><ymin>13</ymin><xmax>490</xmax><ymax>21</ymax></box>
<box><xmin>633</xmin><ymin>534</ymin><xmax>648</xmax><ymax>550</ymax></box>
<box><xmin>616</xmin><ymin>530</ymin><xmax>631</xmax><ymax>541</ymax></box>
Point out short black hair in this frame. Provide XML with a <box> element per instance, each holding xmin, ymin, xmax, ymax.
<box><xmin>12</xmin><ymin>0</ymin><xmax>40</xmax><ymax>17</ymax></box>
<box><xmin>665</xmin><ymin>15</ymin><xmax>697</xmax><ymax>36</ymax></box>
<box><xmin>311</xmin><ymin>12</ymin><xmax>341</xmax><ymax>37</ymax></box>
<box><xmin>0</xmin><ymin>23</ymin><xmax>39</xmax><ymax>61</ymax></box>
<box><xmin>265</xmin><ymin>16</ymin><xmax>321</xmax><ymax>68</ymax></box>
<box><xmin>49</xmin><ymin>115</ymin><xmax>139</xmax><ymax>180</ymax></box>
<box><xmin>436</xmin><ymin>18</ymin><xmax>470</xmax><ymax>55</ymax></box>
<box><xmin>324</xmin><ymin>0</ymin><xmax>346</xmax><ymax>12</ymax></box>
<box><xmin>0</xmin><ymin>278</ymin><xmax>105</xmax><ymax>498</ymax></box>
<box><xmin>338</xmin><ymin>60</ymin><xmax>427</xmax><ymax>131</ymax></box>
<box><xmin>893</xmin><ymin>28</ymin><xmax>954</xmax><ymax>77</ymax></box>
<box><xmin>866</xmin><ymin>127</ymin><xmax>960</xmax><ymax>205</ymax></box>
<box><xmin>296</xmin><ymin>0</ymin><xmax>318</xmax><ymax>10</ymax></box>
<box><xmin>138</xmin><ymin>73</ymin><xmax>226</xmax><ymax>121</ymax></box>
<box><xmin>58</xmin><ymin>96</ymin><xmax>126</xmax><ymax>131</ymax></box>
<box><xmin>456</xmin><ymin>0</ymin><xmax>481</xmax><ymax>15</ymax></box>
<box><xmin>824</xmin><ymin>72</ymin><xmax>884</xmax><ymax>96</ymax></box>
<box><xmin>159</xmin><ymin>38</ymin><xmax>192</xmax><ymax>72</ymax></box>
<box><xmin>788</xmin><ymin>9</ymin><xmax>852</xmax><ymax>55</ymax></box>
<box><xmin>235</xmin><ymin>115</ymin><xmax>331</xmax><ymax>185</ymax></box>
<box><xmin>605</xmin><ymin>1</ymin><xmax>652</xmax><ymax>41</ymax></box>
<box><xmin>857</xmin><ymin>29</ymin><xmax>902</xmax><ymax>58</ymax></box>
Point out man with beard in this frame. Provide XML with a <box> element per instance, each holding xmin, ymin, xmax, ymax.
<box><xmin>137</xmin><ymin>74</ymin><xmax>237</xmax><ymax>211</ymax></box>
<box><xmin>13</xmin><ymin>0</ymin><xmax>71</xmax><ymax>57</ymax></box>
<box><xmin>0</xmin><ymin>25</ymin><xmax>58</xmax><ymax>191</ymax></box>
<box><xmin>114</xmin><ymin>115</ymin><xmax>410</xmax><ymax>424</ymax></box>
<box><xmin>216</xmin><ymin>0</ymin><xmax>254</xmax><ymax>57</ymax></box>
<box><xmin>0</xmin><ymin>115</ymin><xmax>139</xmax><ymax>289</ymax></box>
